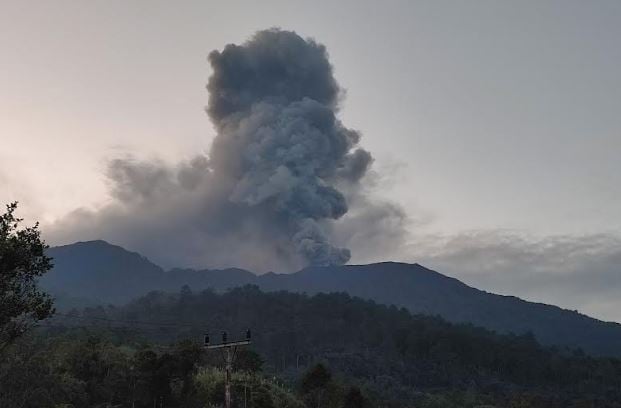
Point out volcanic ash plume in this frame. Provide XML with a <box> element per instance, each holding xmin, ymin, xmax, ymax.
<box><xmin>51</xmin><ymin>29</ymin><xmax>373</xmax><ymax>271</ymax></box>
<box><xmin>205</xmin><ymin>29</ymin><xmax>373</xmax><ymax>265</ymax></box>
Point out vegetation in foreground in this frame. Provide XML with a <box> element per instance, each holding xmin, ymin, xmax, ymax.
<box><xmin>2</xmin><ymin>327</ymin><xmax>621</xmax><ymax>408</ymax></box>
<box><xmin>0</xmin><ymin>202</ymin><xmax>54</xmax><ymax>352</ymax></box>
<box><xmin>0</xmin><ymin>332</ymin><xmax>370</xmax><ymax>408</ymax></box>
<box><xmin>23</xmin><ymin>286</ymin><xmax>621</xmax><ymax>407</ymax></box>
<box><xmin>2</xmin><ymin>202</ymin><xmax>621</xmax><ymax>407</ymax></box>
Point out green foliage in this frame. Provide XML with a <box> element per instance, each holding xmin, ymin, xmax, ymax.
<box><xmin>0</xmin><ymin>334</ymin><xmax>206</xmax><ymax>408</ymax></box>
<box><xmin>301</xmin><ymin>363</ymin><xmax>331</xmax><ymax>394</ymax></box>
<box><xmin>0</xmin><ymin>202</ymin><xmax>54</xmax><ymax>352</ymax></box>
<box><xmin>300</xmin><ymin>363</ymin><xmax>336</xmax><ymax>408</ymax></box>
<box><xmin>195</xmin><ymin>367</ymin><xmax>304</xmax><ymax>408</ymax></box>
<box><xmin>0</xmin><ymin>331</ymin><xmax>309</xmax><ymax>408</ymax></box>
<box><xmin>234</xmin><ymin>348</ymin><xmax>264</xmax><ymax>373</ymax></box>
<box><xmin>50</xmin><ymin>285</ymin><xmax>621</xmax><ymax>405</ymax></box>
<box><xmin>342</xmin><ymin>387</ymin><xmax>367</xmax><ymax>408</ymax></box>
<box><xmin>9</xmin><ymin>286</ymin><xmax>621</xmax><ymax>407</ymax></box>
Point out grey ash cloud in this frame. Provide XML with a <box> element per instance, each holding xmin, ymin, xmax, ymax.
<box><xmin>206</xmin><ymin>29</ymin><xmax>340</xmax><ymax>125</ymax></box>
<box><xmin>50</xmin><ymin>29</ymin><xmax>377</xmax><ymax>271</ymax></box>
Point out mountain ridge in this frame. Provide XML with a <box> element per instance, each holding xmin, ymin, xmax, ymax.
<box><xmin>43</xmin><ymin>240</ymin><xmax>621</xmax><ymax>356</ymax></box>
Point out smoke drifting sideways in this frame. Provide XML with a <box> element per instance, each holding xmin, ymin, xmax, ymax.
<box><xmin>49</xmin><ymin>29</ymin><xmax>399</xmax><ymax>272</ymax></box>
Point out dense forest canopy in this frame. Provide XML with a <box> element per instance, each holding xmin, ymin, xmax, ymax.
<box><xmin>18</xmin><ymin>285</ymin><xmax>620</xmax><ymax>407</ymax></box>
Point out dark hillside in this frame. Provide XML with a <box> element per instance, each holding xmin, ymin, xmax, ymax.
<box><xmin>50</xmin><ymin>286</ymin><xmax>621</xmax><ymax>406</ymax></box>
<box><xmin>43</xmin><ymin>240</ymin><xmax>166</xmax><ymax>304</ymax></box>
<box><xmin>258</xmin><ymin>262</ymin><xmax>621</xmax><ymax>357</ymax></box>
<box><xmin>43</xmin><ymin>240</ymin><xmax>621</xmax><ymax>356</ymax></box>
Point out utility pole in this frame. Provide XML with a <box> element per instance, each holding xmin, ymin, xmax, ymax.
<box><xmin>205</xmin><ymin>329</ymin><xmax>252</xmax><ymax>408</ymax></box>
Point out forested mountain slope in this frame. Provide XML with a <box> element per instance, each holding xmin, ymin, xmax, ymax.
<box><xmin>44</xmin><ymin>240</ymin><xmax>621</xmax><ymax>356</ymax></box>
<box><xmin>49</xmin><ymin>286</ymin><xmax>621</xmax><ymax>406</ymax></box>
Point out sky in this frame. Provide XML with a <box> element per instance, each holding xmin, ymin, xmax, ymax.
<box><xmin>1</xmin><ymin>1</ymin><xmax>620</xmax><ymax>321</ymax></box>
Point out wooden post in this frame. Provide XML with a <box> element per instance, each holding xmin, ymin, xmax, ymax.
<box><xmin>205</xmin><ymin>332</ymin><xmax>252</xmax><ymax>408</ymax></box>
<box><xmin>225</xmin><ymin>346</ymin><xmax>232</xmax><ymax>408</ymax></box>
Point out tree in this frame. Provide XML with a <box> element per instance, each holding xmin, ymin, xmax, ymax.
<box><xmin>342</xmin><ymin>387</ymin><xmax>366</xmax><ymax>408</ymax></box>
<box><xmin>0</xmin><ymin>202</ymin><xmax>54</xmax><ymax>351</ymax></box>
<box><xmin>234</xmin><ymin>349</ymin><xmax>264</xmax><ymax>373</ymax></box>
<box><xmin>251</xmin><ymin>385</ymin><xmax>275</xmax><ymax>408</ymax></box>
<box><xmin>301</xmin><ymin>363</ymin><xmax>333</xmax><ymax>408</ymax></box>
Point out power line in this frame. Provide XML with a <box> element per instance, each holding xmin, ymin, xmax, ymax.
<box><xmin>205</xmin><ymin>330</ymin><xmax>252</xmax><ymax>408</ymax></box>
<box><xmin>41</xmin><ymin>314</ymin><xmax>257</xmax><ymax>408</ymax></box>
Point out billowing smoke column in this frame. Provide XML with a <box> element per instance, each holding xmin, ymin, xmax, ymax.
<box><xmin>50</xmin><ymin>29</ymin><xmax>374</xmax><ymax>271</ymax></box>
<box><xmin>205</xmin><ymin>29</ymin><xmax>371</xmax><ymax>265</ymax></box>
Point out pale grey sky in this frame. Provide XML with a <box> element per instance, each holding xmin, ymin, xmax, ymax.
<box><xmin>1</xmin><ymin>1</ymin><xmax>620</xmax><ymax>320</ymax></box>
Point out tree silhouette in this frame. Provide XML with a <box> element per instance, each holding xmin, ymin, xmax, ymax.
<box><xmin>343</xmin><ymin>387</ymin><xmax>365</xmax><ymax>408</ymax></box>
<box><xmin>0</xmin><ymin>202</ymin><xmax>54</xmax><ymax>352</ymax></box>
<box><xmin>301</xmin><ymin>363</ymin><xmax>332</xmax><ymax>408</ymax></box>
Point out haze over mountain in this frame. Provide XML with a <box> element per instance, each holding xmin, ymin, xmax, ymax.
<box><xmin>43</xmin><ymin>240</ymin><xmax>621</xmax><ymax>357</ymax></box>
<box><xmin>3</xmin><ymin>2</ymin><xmax>621</xmax><ymax>337</ymax></box>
